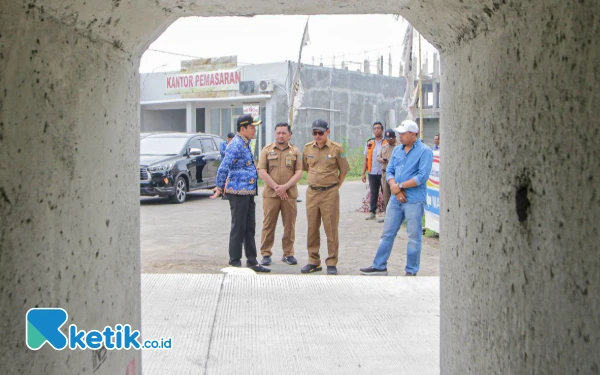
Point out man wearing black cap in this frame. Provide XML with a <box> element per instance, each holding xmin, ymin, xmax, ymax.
<box><xmin>210</xmin><ymin>114</ymin><xmax>270</xmax><ymax>273</ymax></box>
<box><xmin>362</xmin><ymin>121</ymin><xmax>387</xmax><ymax>220</ymax></box>
<box><xmin>360</xmin><ymin>120</ymin><xmax>433</xmax><ymax>277</ymax></box>
<box><xmin>375</xmin><ymin>129</ymin><xmax>398</xmax><ymax>223</ymax></box>
<box><xmin>301</xmin><ymin>119</ymin><xmax>350</xmax><ymax>275</ymax></box>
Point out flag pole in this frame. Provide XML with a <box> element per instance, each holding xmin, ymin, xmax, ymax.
<box><xmin>418</xmin><ymin>32</ymin><xmax>423</xmax><ymax>140</ymax></box>
<box><xmin>289</xmin><ymin>17</ymin><xmax>310</xmax><ymax>128</ymax></box>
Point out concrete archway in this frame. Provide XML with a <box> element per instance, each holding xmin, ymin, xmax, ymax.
<box><xmin>1</xmin><ymin>1</ymin><xmax>598</xmax><ymax>373</ymax></box>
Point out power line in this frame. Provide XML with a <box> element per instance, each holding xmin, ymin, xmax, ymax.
<box><xmin>146</xmin><ymin>48</ymin><xmax>259</xmax><ymax>66</ymax></box>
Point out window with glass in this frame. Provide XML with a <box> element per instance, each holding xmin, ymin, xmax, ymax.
<box><xmin>201</xmin><ymin>138</ymin><xmax>216</xmax><ymax>152</ymax></box>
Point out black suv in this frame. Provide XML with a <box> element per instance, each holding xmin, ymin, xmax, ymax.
<box><xmin>140</xmin><ymin>132</ymin><xmax>224</xmax><ymax>203</ymax></box>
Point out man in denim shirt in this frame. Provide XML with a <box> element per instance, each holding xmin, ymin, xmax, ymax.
<box><xmin>360</xmin><ymin>120</ymin><xmax>433</xmax><ymax>276</ymax></box>
<box><xmin>211</xmin><ymin>114</ymin><xmax>270</xmax><ymax>272</ymax></box>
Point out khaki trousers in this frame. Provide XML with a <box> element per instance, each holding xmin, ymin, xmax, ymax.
<box><xmin>260</xmin><ymin>197</ymin><xmax>297</xmax><ymax>257</ymax></box>
<box><xmin>382</xmin><ymin>172</ymin><xmax>391</xmax><ymax>209</ymax></box>
<box><xmin>306</xmin><ymin>186</ymin><xmax>340</xmax><ymax>266</ymax></box>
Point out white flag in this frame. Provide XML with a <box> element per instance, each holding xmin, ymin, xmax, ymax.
<box><xmin>289</xmin><ymin>18</ymin><xmax>310</xmax><ymax>126</ymax></box>
<box><xmin>400</xmin><ymin>24</ymin><xmax>416</xmax><ymax>120</ymax></box>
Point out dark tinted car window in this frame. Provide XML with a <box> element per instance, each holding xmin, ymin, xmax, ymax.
<box><xmin>201</xmin><ymin>138</ymin><xmax>216</xmax><ymax>152</ymax></box>
<box><xmin>188</xmin><ymin>138</ymin><xmax>202</xmax><ymax>150</ymax></box>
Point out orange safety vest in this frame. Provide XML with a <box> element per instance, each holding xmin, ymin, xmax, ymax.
<box><xmin>366</xmin><ymin>138</ymin><xmax>388</xmax><ymax>173</ymax></box>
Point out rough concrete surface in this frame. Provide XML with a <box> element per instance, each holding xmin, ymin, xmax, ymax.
<box><xmin>1</xmin><ymin>2</ymin><xmax>141</xmax><ymax>374</ymax></box>
<box><xmin>440</xmin><ymin>2</ymin><xmax>600</xmax><ymax>374</ymax></box>
<box><xmin>141</xmin><ymin>181</ymin><xmax>440</xmax><ymax>276</ymax></box>
<box><xmin>141</xmin><ymin>274</ymin><xmax>440</xmax><ymax>374</ymax></box>
<box><xmin>1</xmin><ymin>0</ymin><xmax>598</xmax><ymax>374</ymax></box>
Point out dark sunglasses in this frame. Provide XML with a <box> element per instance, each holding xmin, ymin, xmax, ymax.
<box><xmin>312</xmin><ymin>130</ymin><xmax>325</xmax><ymax>136</ymax></box>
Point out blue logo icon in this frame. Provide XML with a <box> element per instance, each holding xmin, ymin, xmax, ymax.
<box><xmin>26</xmin><ymin>308</ymin><xmax>172</xmax><ymax>351</ymax></box>
<box><xmin>26</xmin><ymin>308</ymin><xmax>68</xmax><ymax>350</ymax></box>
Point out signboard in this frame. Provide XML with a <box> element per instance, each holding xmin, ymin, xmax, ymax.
<box><xmin>242</xmin><ymin>104</ymin><xmax>260</xmax><ymax>118</ymax></box>
<box><xmin>425</xmin><ymin>150</ymin><xmax>440</xmax><ymax>233</ymax></box>
<box><xmin>165</xmin><ymin>69</ymin><xmax>242</xmax><ymax>94</ymax></box>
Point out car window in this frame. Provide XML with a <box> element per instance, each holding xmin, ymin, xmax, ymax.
<box><xmin>140</xmin><ymin>137</ymin><xmax>188</xmax><ymax>156</ymax></box>
<box><xmin>200</xmin><ymin>138</ymin><xmax>216</xmax><ymax>152</ymax></box>
<box><xmin>214</xmin><ymin>137</ymin><xmax>225</xmax><ymax>147</ymax></box>
<box><xmin>188</xmin><ymin>138</ymin><xmax>202</xmax><ymax>150</ymax></box>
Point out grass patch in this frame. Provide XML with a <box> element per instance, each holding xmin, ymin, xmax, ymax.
<box><xmin>422</xmin><ymin>216</ymin><xmax>439</xmax><ymax>237</ymax></box>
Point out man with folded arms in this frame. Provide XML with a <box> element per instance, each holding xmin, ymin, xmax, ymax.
<box><xmin>257</xmin><ymin>122</ymin><xmax>303</xmax><ymax>267</ymax></box>
<box><xmin>301</xmin><ymin>119</ymin><xmax>350</xmax><ymax>275</ymax></box>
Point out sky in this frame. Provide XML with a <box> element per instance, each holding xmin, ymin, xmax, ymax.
<box><xmin>139</xmin><ymin>15</ymin><xmax>438</xmax><ymax>76</ymax></box>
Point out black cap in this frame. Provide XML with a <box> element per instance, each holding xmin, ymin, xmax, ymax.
<box><xmin>312</xmin><ymin>119</ymin><xmax>329</xmax><ymax>131</ymax></box>
<box><xmin>384</xmin><ymin>129</ymin><xmax>396</xmax><ymax>138</ymax></box>
<box><xmin>237</xmin><ymin>114</ymin><xmax>254</xmax><ymax>127</ymax></box>
<box><xmin>227</xmin><ymin>132</ymin><xmax>235</xmax><ymax>139</ymax></box>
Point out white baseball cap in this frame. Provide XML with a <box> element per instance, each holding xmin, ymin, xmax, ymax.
<box><xmin>395</xmin><ymin>120</ymin><xmax>419</xmax><ymax>134</ymax></box>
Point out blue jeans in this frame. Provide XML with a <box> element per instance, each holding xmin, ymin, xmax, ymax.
<box><xmin>371</xmin><ymin>198</ymin><xmax>424</xmax><ymax>274</ymax></box>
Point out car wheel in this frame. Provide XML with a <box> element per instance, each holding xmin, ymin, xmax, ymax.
<box><xmin>169</xmin><ymin>176</ymin><xmax>187</xmax><ymax>204</ymax></box>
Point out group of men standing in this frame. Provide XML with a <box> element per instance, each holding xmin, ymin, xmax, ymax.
<box><xmin>359</xmin><ymin>120</ymin><xmax>433</xmax><ymax>276</ymax></box>
<box><xmin>212</xmin><ymin>114</ymin><xmax>348</xmax><ymax>275</ymax></box>
<box><xmin>212</xmin><ymin>113</ymin><xmax>433</xmax><ymax>277</ymax></box>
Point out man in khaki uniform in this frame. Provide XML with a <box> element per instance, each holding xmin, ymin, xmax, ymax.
<box><xmin>257</xmin><ymin>122</ymin><xmax>303</xmax><ymax>266</ymax></box>
<box><xmin>301</xmin><ymin>119</ymin><xmax>350</xmax><ymax>275</ymax></box>
<box><xmin>376</xmin><ymin>128</ymin><xmax>398</xmax><ymax>223</ymax></box>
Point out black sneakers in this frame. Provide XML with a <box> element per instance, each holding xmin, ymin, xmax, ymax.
<box><xmin>248</xmin><ymin>264</ymin><xmax>271</xmax><ymax>273</ymax></box>
<box><xmin>327</xmin><ymin>266</ymin><xmax>338</xmax><ymax>275</ymax></box>
<box><xmin>360</xmin><ymin>266</ymin><xmax>388</xmax><ymax>276</ymax></box>
<box><xmin>405</xmin><ymin>272</ymin><xmax>417</xmax><ymax>276</ymax></box>
<box><xmin>281</xmin><ymin>256</ymin><xmax>298</xmax><ymax>265</ymax></box>
<box><xmin>261</xmin><ymin>256</ymin><xmax>272</xmax><ymax>266</ymax></box>
<box><xmin>228</xmin><ymin>259</ymin><xmax>242</xmax><ymax>267</ymax></box>
<box><xmin>300</xmin><ymin>264</ymin><xmax>322</xmax><ymax>273</ymax></box>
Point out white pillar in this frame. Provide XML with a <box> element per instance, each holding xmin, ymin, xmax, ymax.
<box><xmin>265</xmin><ymin>99</ymin><xmax>274</xmax><ymax>146</ymax></box>
<box><xmin>186</xmin><ymin>102</ymin><xmax>195</xmax><ymax>133</ymax></box>
<box><xmin>204</xmin><ymin>107</ymin><xmax>211</xmax><ymax>134</ymax></box>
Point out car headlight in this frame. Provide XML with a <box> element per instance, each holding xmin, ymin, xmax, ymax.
<box><xmin>147</xmin><ymin>163</ymin><xmax>174</xmax><ymax>172</ymax></box>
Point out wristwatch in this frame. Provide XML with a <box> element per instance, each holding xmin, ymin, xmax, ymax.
<box><xmin>398</xmin><ymin>183</ymin><xmax>403</xmax><ymax>189</ymax></box>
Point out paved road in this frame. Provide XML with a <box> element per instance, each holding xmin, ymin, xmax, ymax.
<box><xmin>141</xmin><ymin>181</ymin><xmax>440</xmax><ymax>276</ymax></box>
<box><xmin>142</xmin><ymin>274</ymin><xmax>440</xmax><ymax>375</ymax></box>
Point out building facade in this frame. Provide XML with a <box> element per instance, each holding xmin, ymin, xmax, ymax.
<box><xmin>140</xmin><ymin>56</ymin><xmax>412</xmax><ymax>152</ymax></box>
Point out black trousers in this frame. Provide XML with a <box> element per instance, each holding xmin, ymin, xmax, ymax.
<box><xmin>228</xmin><ymin>194</ymin><xmax>258</xmax><ymax>266</ymax></box>
<box><xmin>368</xmin><ymin>174</ymin><xmax>383</xmax><ymax>214</ymax></box>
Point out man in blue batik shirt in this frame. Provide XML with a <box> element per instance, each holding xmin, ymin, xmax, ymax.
<box><xmin>219</xmin><ymin>132</ymin><xmax>235</xmax><ymax>159</ymax></box>
<box><xmin>360</xmin><ymin>120</ymin><xmax>433</xmax><ymax>276</ymax></box>
<box><xmin>211</xmin><ymin>114</ymin><xmax>270</xmax><ymax>273</ymax></box>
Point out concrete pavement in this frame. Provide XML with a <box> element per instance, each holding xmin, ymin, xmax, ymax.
<box><xmin>141</xmin><ymin>274</ymin><xmax>440</xmax><ymax>374</ymax></box>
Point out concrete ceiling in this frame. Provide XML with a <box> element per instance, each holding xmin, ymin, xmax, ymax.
<box><xmin>25</xmin><ymin>0</ymin><xmax>503</xmax><ymax>55</ymax></box>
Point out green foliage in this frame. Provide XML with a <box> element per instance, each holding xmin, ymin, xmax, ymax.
<box><xmin>422</xmin><ymin>215</ymin><xmax>439</xmax><ymax>237</ymax></box>
<box><xmin>340</xmin><ymin>139</ymin><xmax>364</xmax><ymax>178</ymax></box>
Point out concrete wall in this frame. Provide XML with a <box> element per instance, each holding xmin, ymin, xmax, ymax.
<box><xmin>0</xmin><ymin>2</ymin><xmax>141</xmax><ymax>374</ymax></box>
<box><xmin>440</xmin><ymin>1</ymin><xmax>599</xmax><ymax>373</ymax></box>
<box><xmin>1</xmin><ymin>0</ymin><xmax>598</xmax><ymax>374</ymax></box>
<box><xmin>141</xmin><ymin>109</ymin><xmax>186</xmax><ymax>132</ymax></box>
<box><xmin>421</xmin><ymin>119</ymin><xmax>439</xmax><ymax>148</ymax></box>
<box><xmin>280</xmin><ymin>63</ymin><xmax>406</xmax><ymax>149</ymax></box>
